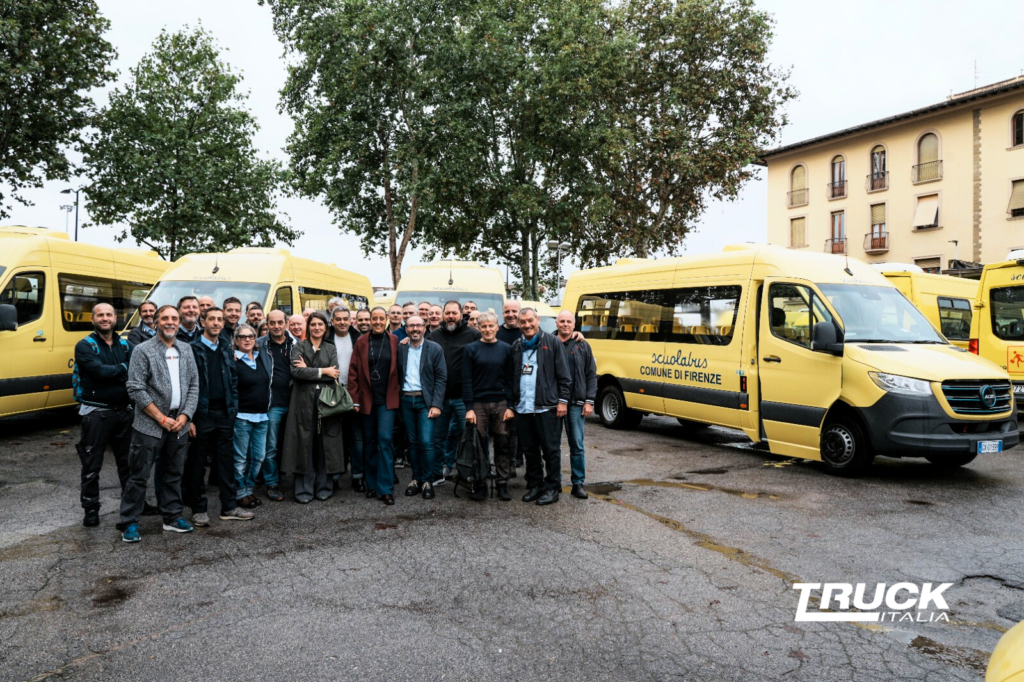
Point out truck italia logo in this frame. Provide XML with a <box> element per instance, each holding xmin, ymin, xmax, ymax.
<box><xmin>793</xmin><ymin>582</ymin><xmax>952</xmax><ymax>623</ymax></box>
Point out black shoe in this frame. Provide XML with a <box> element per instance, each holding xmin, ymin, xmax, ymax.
<box><xmin>352</xmin><ymin>478</ymin><xmax>367</xmax><ymax>493</ymax></box>
<box><xmin>381</xmin><ymin>494</ymin><xmax>395</xmax><ymax>506</ymax></box>
<box><xmin>365</xmin><ymin>489</ymin><xmax>378</xmax><ymax>499</ymax></box>
<box><xmin>422</xmin><ymin>482</ymin><xmax>435</xmax><ymax>500</ymax></box>
<box><xmin>142</xmin><ymin>503</ymin><xmax>160</xmax><ymax>516</ymax></box>
<box><xmin>83</xmin><ymin>508</ymin><xmax>99</xmax><ymax>527</ymax></box>
<box><xmin>497</xmin><ymin>482</ymin><xmax>511</xmax><ymax>502</ymax></box>
<box><xmin>470</xmin><ymin>484</ymin><xmax>487</xmax><ymax>501</ymax></box>
<box><xmin>266</xmin><ymin>486</ymin><xmax>285</xmax><ymax>502</ymax></box>
<box><xmin>536</xmin><ymin>489</ymin><xmax>560</xmax><ymax>506</ymax></box>
<box><xmin>571</xmin><ymin>484</ymin><xmax>589</xmax><ymax>499</ymax></box>
<box><xmin>522</xmin><ymin>487</ymin><xmax>544</xmax><ymax>503</ymax></box>
<box><xmin>405</xmin><ymin>480</ymin><xmax>422</xmax><ymax>497</ymax></box>
<box><xmin>393</xmin><ymin>473</ymin><xmax>400</xmax><ymax>485</ymax></box>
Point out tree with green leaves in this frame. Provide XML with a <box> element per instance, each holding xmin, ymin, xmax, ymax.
<box><xmin>0</xmin><ymin>0</ymin><xmax>115</xmax><ymax>219</ymax></box>
<box><xmin>83</xmin><ymin>27</ymin><xmax>296</xmax><ymax>261</ymax></box>
<box><xmin>585</xmin><ymin>0</ymin><xmax>796</xmax><ymax>262</ymax></box>
<box><xmin>263</xmin><ymin>0</ymin><xmax>483</xmax><ymax>287</ymax></box>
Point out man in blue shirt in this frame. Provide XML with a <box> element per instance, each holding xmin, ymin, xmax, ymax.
<box><xmin>510</xmin><ymin>308</ymin><xmax>570</xmax><ymax>506</ymax></box>
<box><xmin>397</xmin><ymin>316</ymin><xmax>447</xmax><ymax>500</ymax></box>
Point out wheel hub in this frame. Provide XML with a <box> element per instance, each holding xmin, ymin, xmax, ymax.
<box><xmin>602</xmin><ymin>393</ymin><xmax>619</xmax><ymax>421</ymax></box>
<box><xmin>822</xmin><ymin>425</ymin><xmax>856</xmax><ymax>466</ymax></box>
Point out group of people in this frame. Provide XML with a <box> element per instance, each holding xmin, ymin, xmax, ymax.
<box><xmin>74</xmin><ymin>293</ymin><xmax>597</xmax><ymax>544</ymax></box>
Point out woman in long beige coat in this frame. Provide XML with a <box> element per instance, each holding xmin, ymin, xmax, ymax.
<box><xmin>281</xmin><ymin>312</ymin><xmax>344</xmax><ymax>503</ymax></box>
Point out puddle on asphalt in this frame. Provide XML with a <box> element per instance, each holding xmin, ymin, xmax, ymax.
<box><xmin>685</xmin><ymin>467</ymin><xmax>730</xmax><ymax>475</ymax></box>
<box><xmin>583</xmin><ymin>482</ymin><xmax>623</xmax><ymax>495</ymax></box>
<box><xmin>905</xmin><ymin>499</ymin><xmax>935</xmax><ymax>506</ymax></box>
<box><xmin>909</xmin><ymin>636</ymin><xmax>988</xmax><ymax>672</ymax></box>
<box><xmin>623</xmin><ymin>478</ymin><xmax>781</xmax><ymax>500</ymax></box>
<box><xmin>90</xmin><ymin>577</ymin><xmax>136</xmax><ymax>608</ymax></box>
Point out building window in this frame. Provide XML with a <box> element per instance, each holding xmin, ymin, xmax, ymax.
<box><xmin>1013</xmin><ymin>111</ymin><xmax>1024</xmax><ymax>148</ymax></box>
<box><xmin>869</xmin><ymin>145</ymin><xmax>888</xmax><ymax>191</ymax></box>
<box><xmin>914</xmin><ymin>133</ymin><xmax>942</xmax><ymax>182</ymax></box>
<box><xmin>788</xmin><ymin>165</ymin><xmax>808</xmax><ymax>206</ymax></box>
<box><xmin>790</xmin><ymin>217</ymin><xmax>806</xmax><ymax>247</ymax></box>
<box><xmin>1009</xmin><ymin>180</ymin><xmax>1024</xmax><ymax>218</ymax></box>
<box><xmin>912</xmin><ymin>194</ymin><xmax>940</xmax><ymax>229</ymax></box>
<box><xmin>828</xmin><ymin>211</ymin><xmax>846</xmax><ymax>253</ymax></box>
<box><xmin>867</xmin><ymin>203</ymin><xmax>888</xmax><ymax>252</ymax></box>
<box><xmin>915</xmin><ymin>257</ymin><xmax>941</xmax><ymax>274</ymax></box>
<box><xmin>829</xmin><ymin>155</ymin><xmax>847</xmax><ymax>198</ymax></box>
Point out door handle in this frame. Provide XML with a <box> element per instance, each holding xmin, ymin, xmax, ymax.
<box><xmin>762</xmin><ymin>355</ymin><xmax>781</xmax><ymax>363</ymax></box>
<box><xmin>33</xmin><ymin>337</ymin><xmax>47</xmax><ymax>343</ymax></box>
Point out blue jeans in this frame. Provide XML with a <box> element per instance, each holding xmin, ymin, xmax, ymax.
<box><xmin>234</xmin><ymin>419</ymin><xmax>269</xmax><ymax>499</ymax></box>
<box><xmin>432</xmin><ymin>398</ymin><xmax>466</xmax><ymax>479</ymax></box>
<box><xmin>260</xmin><ymin>406</ymin><xmax>287</xmax><ymax>488</ymax></box>
<box><xmin>401</xmin><ymin>395</ymin><xmax>436</xmax><ymax>485</ymax></box>
<box><xmin>563</xmin><ymin>404</ymin><xmax>586</xmax><ymax>485</ymax></box>
<box><xmin>362</xmin><ymin>406</ymin><xmax>397</xmax><ymax>496</ymax></box>
<box><xmin>342</xmin><ymin>411</ymin><xmax>364</xmax><ymax>479</ymax></box>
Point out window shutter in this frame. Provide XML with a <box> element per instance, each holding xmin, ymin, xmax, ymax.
<box><xmin>1008</xmin><ymin>180</ymin><xmax>1024</xmax><ymax>213</ymax></box>
<box><xmin>790</xmin><ymin>217</ymin><xmax>806</xmax><ymax>247</ymax></box>
<box><xmin>870</xmin><ymin>203</ymin><xmax>886</xmax><ymax>226</ymax></box>
<box><xmin>912</xmin><ymin>195</ymin><xmax>939</xmax><ymax>228</ymax></box>
<box><xmin>791</xmin><ymin>166</ymin><xmax>806</xmax><ymax>191</ymax></box>
<box><xmin>918</xmin><ymin>134</ymin><xmax>939</xmax><ymax>163</ymax></box>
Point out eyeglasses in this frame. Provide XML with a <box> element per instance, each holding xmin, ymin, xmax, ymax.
<box><xmin>237</xmin><ymin>335</ymin><xmax>255</xmax><ymax>340</ymax></box>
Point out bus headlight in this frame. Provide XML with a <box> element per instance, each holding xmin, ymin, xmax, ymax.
<box><xmin>869</xmin><ymin>372</ymin><xmax>931</xmax><ymax>396</ymax></box>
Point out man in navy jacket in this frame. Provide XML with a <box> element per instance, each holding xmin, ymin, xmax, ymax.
<box><xmin>397</xmin><ymin>316</ymin><xmax>447</xmax><ymax>500</ymax></box>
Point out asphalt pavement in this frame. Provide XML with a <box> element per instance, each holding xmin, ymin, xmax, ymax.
<box><xmin>1</xmin><ymin>410</ymin><xmax>1021</xmax><ymax>681</ymax></box>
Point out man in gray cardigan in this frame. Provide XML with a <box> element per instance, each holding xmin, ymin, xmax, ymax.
<box><xmin>118</xmin><ymin>305</ymin><xmax>200</xmax><ymax>543</ymax></box>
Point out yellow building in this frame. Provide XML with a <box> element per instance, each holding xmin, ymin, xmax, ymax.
<box><xmin>761</xmin><ymin>76</ymin><xmax>1024</xmax><ymax>275</ymax></box>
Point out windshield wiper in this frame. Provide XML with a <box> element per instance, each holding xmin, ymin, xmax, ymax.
<box><xmin>907</xmin><ymin>340</ymin><xmax>947</xmax><ymax>344</ymax></box>
<box><xmin>847</xmin><ymin>339</ymin><xmax>896</xmax><ymax>343</ymax></box>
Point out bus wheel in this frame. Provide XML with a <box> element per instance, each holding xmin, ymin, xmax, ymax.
<box><xmin>924</xmin><ymin>453</ymin><xmax>978</xmax><ymax>468</ymax></box>
<box><xmin>819</xmin><ymin>419</ymin><xmax>874</xmax><ymax>477</ymax></box>
<box><xmin>599</xmin><ymin>385</ymin><xmax>642</xmax><ymax>430</ymax></box>
<box><xmin>676</xmin><ymin>418</ymin><xmax>709</xmax><ymax>430</ymax></box>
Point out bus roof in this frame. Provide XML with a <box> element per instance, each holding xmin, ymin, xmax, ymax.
<box><xmin>0</xmin><ymin>225</ymin><xmax>167</xmax><ymax>270</ymax></box>
<box><xmin>161</xmin><ymin>247</ymin><xmax>370</xmax><ymax>290</ymax></box>
<box><xmin>397</xmin><ymin>260</ymin><xmax>505</xmax><ymax>296</ymax></box>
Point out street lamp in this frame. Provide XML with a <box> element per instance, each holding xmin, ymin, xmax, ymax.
<box><xmin>59</xmin><ymin>205</ymin><xmax>73</xmax><ymax>234</ymax></box>
<box><xmin>546</xmin><ymin>239</ymin><xmax>571</xmax><ymax>304</ymax></box>
<box><xmin>60</xmin><ymin>187</ymin><xmax>82</xmax><ymax>241</ymax></box>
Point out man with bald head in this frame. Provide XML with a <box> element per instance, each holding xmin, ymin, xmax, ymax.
<box><xmin>556</xmin><ymin>310</ymin><xmax>597</xmax><ymax>499</ymax></box>
<box><xmin>288</xmin><ymin>313</ymin><xmax>306</xmax><ymax>341</ymax></box>
<box><xmin>497</xmin><ymin>299</ymin><xmax>522</xmax><ymax>346</ymax></box>
<box><xmin>198</xmin><ymin>296</ymin><xmax>215</xmax><ymax>317</ymax></box>
<box><xmin>74</xmin><ymin>303</ymin><xmax>136</xmax><ymax>527</ymax></box>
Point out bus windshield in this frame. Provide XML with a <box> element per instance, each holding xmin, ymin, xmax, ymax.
<box><xmin>817</xmin><ymin>284</ymin><xmax>946</xmax><ymax>344</ymax></box>
<box><xmin>396</xmin><ymin>291</ymin><xmax>504</xmax><ymax>315</ymax></box>
<box><xmin>146</xmin><ymin>280</ymin><xmax>271</xmax><ymax>310</ymax></box>
<box><xmin>990</xmin><ymin>286</ymin><xmax>1024</xmax><ymax>340</ymax></box>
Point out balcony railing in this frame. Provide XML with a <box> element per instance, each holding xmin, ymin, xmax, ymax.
<box><xmin>827</xmin><ymin>180</ymin><xmax>847</xmax><ymax>199</ymax></box>
<box><xmin>825</xmin><ymin>238</ymin><xmax>847</xmax><ymax>254</ymax></box>
<box><xmin>787</xmin><ymin>188</ymin><xmax>809</xmax><ymax>207</ymax></box>
<box><xmin>866</xmin><ymin>172</ymin><xmax>889</xmax><ymax>191</ymax></box>
<box><xmin>913</xmin><ymin>160</ymin><xmax>943</xmax><ymax>183</ymax></box>
<box><xmin>863</xmin><ymin>232</ymin><xmax>890</xmax><ymax>254</ymax></box>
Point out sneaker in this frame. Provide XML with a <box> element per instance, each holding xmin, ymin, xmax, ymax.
<box><xmin>220</xmin><ymin>507</ymin><xmax>255</xmax><ymax>521</ymax></box>
<box><xmin>395</xmin><ymin>457</ymin><xmax>407</xmax><ymax>469</ymax></box>
<box><xmin>121</xmin><ymin>523</ymin><xmax>141</xmax><ymax>543</ymax></box>
<box><xmin>433</xmin><ymin>475</ymin><xmax>446</xmax><ymax>487</ymax></box>
<box><xmin>442</xmin><ymin>465</ymin><xmax>453</xmax><ymax>478</ymax></box>
<box><xmin>266</xmin><ymin>486</ymin><xmax>284</xmax><ymax>502</ymax></box>
<box><xmin>162</xmin><ymin>518</ymin><xmax>194</xmax><ymax>533</ymax></box>
<box><xmin>192</xmin><ymin>512</ymin><xmax>210</xmax><ymax>527</ymax></box>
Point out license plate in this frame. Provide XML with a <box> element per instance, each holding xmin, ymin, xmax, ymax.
<box><xmin>978</xmin><ymin>440</ymin><xmax>1003</xmax><ymax>454</ymax></box>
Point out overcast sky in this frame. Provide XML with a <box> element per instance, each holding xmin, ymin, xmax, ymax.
<box><xmin>9</xmin><ymin>0</ymin><xmax>1021</xmax><ymax>288</ymax></box>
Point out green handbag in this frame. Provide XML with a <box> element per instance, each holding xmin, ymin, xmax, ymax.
<box><xmin>318</xmin><ymin>380</ymin><xmax>354</xmax><ymax>418</ymax></box>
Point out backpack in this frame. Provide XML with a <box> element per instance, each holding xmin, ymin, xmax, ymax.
<box><xmin>453</xmin><ymin>426</ymin><xmax>489</xmax><ymax>497</ymax></box>
<box><xmin>72</xmin><ymin>335</ymin><xmax>130</xmax><ymax>403</ymax></box>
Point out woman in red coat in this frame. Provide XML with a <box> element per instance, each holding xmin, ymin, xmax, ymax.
<box><xmin>347</xmin><ymin>306</ymin><xmax>401</xmax><ymax>505</ymax></box>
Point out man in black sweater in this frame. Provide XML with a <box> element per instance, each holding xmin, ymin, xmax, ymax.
<box><xmin>464</xmin><ymin>311</ymin><xmax>515</xmax><ymax>501</ymax></box>
<box><xmin>426</xmin><ymin>300</ymin><xmax>481</xmax><ymax>484</ymax></box>
<box><xmin>496</xmin><ymin>299</ymin><xmax>523</xmax><ymax>346</ymax></box>
<box><xmin>74</xmin><ymin>303</ymin><xmax>136</xmax><ymax>527</ymax></box>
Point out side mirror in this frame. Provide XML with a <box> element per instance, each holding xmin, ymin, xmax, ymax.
<box><xmin>812</xmin><ymin>321</ymin><xmax>843</xmax><ymax>355</ymax></box>
<box><xmin>0</xmin><ymin>304</ymin><xmax>17</xmax><ymax>332</ymax></box>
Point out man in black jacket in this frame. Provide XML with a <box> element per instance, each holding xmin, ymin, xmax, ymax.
<box><xmin>426</xmin><ymin>301</ymin><xmax>481</xmax><ymax>484</ymax></box>
<box><xmin>556</xmin><ymin>311</ymin><xmax>597</xmax><ymax>499</ymax></box>
<box><xmin>126</xmin><ymin>300</ymin><xmax>157</xmax><ymax>347</ymax></box>
<box><xmin>511</xmin><ymin>307</ymin><xmax>570</xmax><ymax>506</ymax></box>
<box><xmin>74</xmin><ymin>303</ymin><xmax>136</xmax><ymax>527</ymax></box>
<box><xmin>258</xmin><ymin>310</ymin><xmax>295</xmax><ymax>500</ymax></box>
<box><xmin>176</xmin><ymin>295</ymin><xmax>202</xmax><ymax>343</ymax></box>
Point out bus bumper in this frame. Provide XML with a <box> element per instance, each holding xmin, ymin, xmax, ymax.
<box><xmin>855</xmin><ymin>393</ymin><xmax>1019</xmax><ymax>457</ymax></box>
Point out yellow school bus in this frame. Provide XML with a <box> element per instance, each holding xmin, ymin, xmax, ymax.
<box><xmin>134</xmin><ymin>248</ymin><xmax>373</xmax><ymax>323</ymax></box>
<box><xmin>876</xmin><ymin>266</ymin><xmax>978</xmax><ymax>349</ymax></box>
<box><xmin>0</xmin><ymin>226</ymin><xmax>169</xmax><ymax>417</ymax></box>
<box><xmin>563</xmin><ymin>244</ymin><xmax>1017</xmax><ymax>476</ymax></box>
<box><xmin>395</xmin><ymin>260</ymin><xmax>506</xmax><ymax>314</ymax></box>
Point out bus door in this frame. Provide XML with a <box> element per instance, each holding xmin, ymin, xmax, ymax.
<box><xmin>0</xmin><ymin>267</ymin><xmax>55</xmax><ymax>415</ymax></box>
<box><xmin>757</xmin><ymin>279</ymin><xmax>842</xmax><ymax>459</ymax></box>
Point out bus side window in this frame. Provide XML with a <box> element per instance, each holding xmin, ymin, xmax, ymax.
<box><xmin>768</xmin><ymin>283</ymin><xmax>812</xmax><ymax>349</ymax></box>
<box><xmin>937</xmin><ymin>296</ymin><xmax>971</xmax><ymax>340</ymax></box>
<box><xmin>0</xmin><ymin>272</ymin><xmax>46</xmax><ymax>326</ymax></box>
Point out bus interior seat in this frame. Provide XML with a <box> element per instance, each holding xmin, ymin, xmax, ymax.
<box><xmin>770</xmin><ymin>307</ymin><xmax>786</xmax><ymax>328</ymax></box>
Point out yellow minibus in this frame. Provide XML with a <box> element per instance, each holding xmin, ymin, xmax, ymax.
<box><xmin>133</xmin><ymin>248</ymin><xmax>373</xmax><ymax>324</ymax></box>
<box><xmin>875</xmin><ymin>266</ymin><xmax>978</xmax><ymax>349</ymax></box>
<box><xmin>969</xmin><ymin>255</ymin><xmax>1024</xmax><ymax>402</ymax></box>
<box><xmin>394</xmin><ymin>260</ymin><xmax>506</xmax><ymax>314</ymax></box>
<box><xmin>0</xmin><ymin>226</ymin><xmax>169</xmax><ymax>417</ymax></box>
<box><xmin>563</xmin><ymin>244</ymin><xmax>1017</xmax><ymax>476</ymax></box>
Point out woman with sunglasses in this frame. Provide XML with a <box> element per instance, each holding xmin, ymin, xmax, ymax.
<box><xmin>231</xmin><ymin>323</ymin><xmax>274</xmax><ymax>510</ymax></box>
<box><xmin>281</xmin><ymin>311</ymin><xmax>344</xmax><ymax>503</ymax></box>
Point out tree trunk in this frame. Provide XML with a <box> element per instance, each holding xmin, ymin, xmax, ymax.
<box><xmin>530</xmin><ymin>223</ymin><xmax>540</xmax><ymax>300</ymax></box>
<box><xmin>394</xmin><ymin>160</ymin><xmax>419</xmax><ymax>288</ymax></box>
<box><xmin>382</xmin><ymin>147</ymin><xmax>398</xmax><ymax>288</ymax></box>
<box><xmin>519</xmin><ymin>221</ymin><xmax>529</xmax><ymax>299</ymax></box>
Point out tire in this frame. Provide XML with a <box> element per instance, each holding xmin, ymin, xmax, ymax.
<box><xmin>676</xmin><ymin>418</ymin><xmax>710</xmax><ymax>430</ymax></box>
<box><xmin>819</xmin><ymin>418</ymin><xmax>874</xmax><ymax>477</ymax></box>
<box><xmin>924</xmin><ymin>453</ymin><xmax>978</xmax><ymax>468</ymax></box>
<box><xmin>598</xmin><ymin>384</ymin><xmax>643</xmax><ymax>430</ymax></box>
